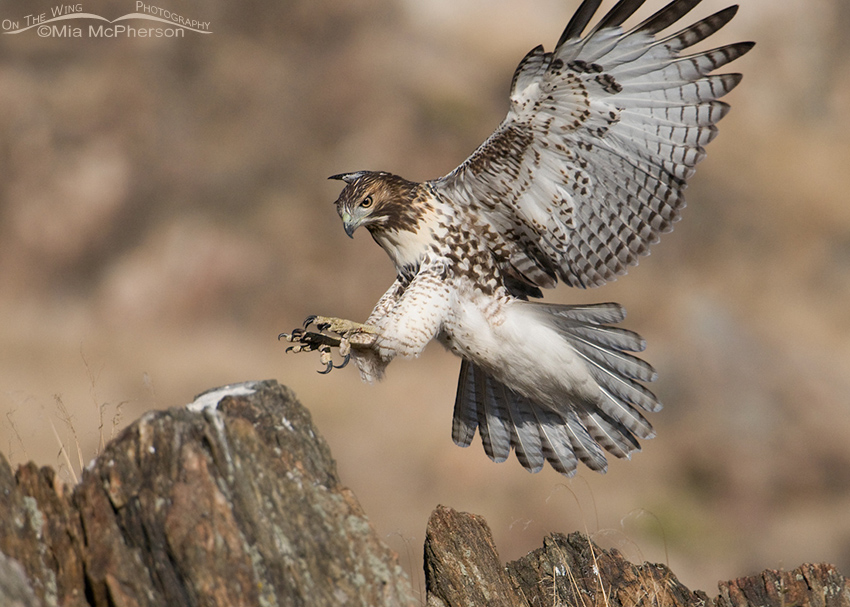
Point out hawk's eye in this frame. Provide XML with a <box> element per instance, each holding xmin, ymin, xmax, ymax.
<box><xmin>360</xmin><ymin>195</ymin><xmax>374</xmax><ymax>209</ymax></box>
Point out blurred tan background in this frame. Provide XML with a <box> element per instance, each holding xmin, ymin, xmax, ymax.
<box><xmin>1</xmin><ymin>0</ymin><xmax>849</xmax><ymax>595</ymax></box>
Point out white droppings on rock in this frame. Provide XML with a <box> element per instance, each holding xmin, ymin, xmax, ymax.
<box><xmin>187</xmin><ymin>382</ymin><xmax>258</xmax><ymax>413</ymax></box>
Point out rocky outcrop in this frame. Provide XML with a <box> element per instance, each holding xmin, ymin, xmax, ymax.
<box><xmin>0</xmin><ymin>380</ymin><xmax>415</xmax><ymax>607</ymax></box>
<box><xmin>0</xmin><ymin>380</ymin><xmax>846</xmax><ymax>607</ymax></box>
<box><xmin>424</xmin><ymin>505</ymin><xmax>849</xmax><ymax>607</ymax></box>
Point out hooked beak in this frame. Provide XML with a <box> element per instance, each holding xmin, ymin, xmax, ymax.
<box><xmin>340</xmin><ymin>210</ymin><xmax>358</xmax><ymax>238</ymax></box>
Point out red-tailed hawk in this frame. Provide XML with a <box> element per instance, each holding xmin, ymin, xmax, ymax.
<box><xmin>281</xmin><ymin>0</ymin><xmax>752</xmax><ymax>476</ymax></box>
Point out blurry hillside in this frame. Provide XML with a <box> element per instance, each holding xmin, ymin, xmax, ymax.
<box><xmin>1</xmin><ymin>0</ymin><xmax>849</xmax><ymax>593</ymax></box>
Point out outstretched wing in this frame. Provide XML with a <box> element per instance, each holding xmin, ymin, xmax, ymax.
<box><xmin>431</xmin><ymin>0</ymin><xmax>753</xmax><ymax>290</ymax></box>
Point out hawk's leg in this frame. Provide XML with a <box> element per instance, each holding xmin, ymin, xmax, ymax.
<box><xmin>279</xmin><ymin>316</ymin><xmax>377</xmax><ymax>374</ymax></box>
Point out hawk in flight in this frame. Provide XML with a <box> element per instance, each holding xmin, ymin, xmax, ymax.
<box><xmin>282</xmin><ymin>0</ymin><xmax>752</xmax><ymax>476</ymax></box>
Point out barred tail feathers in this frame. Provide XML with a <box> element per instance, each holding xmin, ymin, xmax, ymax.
<box><xmin>453</xmin><ymin>359</ymin><xmax>546</xmax><ymax>472</ymax></box>
<box><xmin>450</xmin><ymin>302</ymin><xmax>659</xmax><ymax>476</ymax></box>
<box><xmin>454</xmin><ymin>360</ymin><xmax>588</xmax><ymax>476</ymax></box>
<box><xmin>533</xmin><ymin>301</ymin><xmax>660</xmax><ymax>440</ymax></box>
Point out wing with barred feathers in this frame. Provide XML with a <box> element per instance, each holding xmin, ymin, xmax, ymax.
<box><xmin>431</xmin><ymin>0</ymin><xmax>753</xmax><ymax>290</ymax></box>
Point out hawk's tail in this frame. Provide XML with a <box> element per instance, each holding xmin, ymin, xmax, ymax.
<box><xmin>451</xmin><ymin>302</ymin><xmax>659</xmax><ymax>476</ymax></box>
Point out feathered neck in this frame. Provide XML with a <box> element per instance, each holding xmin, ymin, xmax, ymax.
<box><xmin>369</xmin><ymin>184</ymin><xmax>443</xmax><ymax>281</ymax></box>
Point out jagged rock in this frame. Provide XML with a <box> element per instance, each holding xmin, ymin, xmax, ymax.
<box><xmin>0</xmin><ymin>458</ymin><xmax>85</xmax><ymax>607</ymax></box>
<box><xmin>0</xmin><ymin>550</ymin><xmax>43</xmax><ymax>607</ymax></box>
<box><xmin>1</xmin><ymin>382</ymin><xmax>847</xmax><ymax>607</ymax></box>
<box><xmin>716</xmin><ymin>566</ymin><xmax>850</xmax><ymax>607</ymax></box>
<box><xmin>0</xmin><ymin>380</ymin><xmax>415</xmax><ymax>607</ymax></box>
<box><xmin>424</xmin><ymin>505</ymin><xmax>524</xmax><ymax>607</ymax></box>
<box><xmin>423</xmin><ymin>505</ymin><xmax>850</xmax><ymax>607</ymax></box>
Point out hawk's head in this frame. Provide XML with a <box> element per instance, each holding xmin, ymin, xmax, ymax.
<box><xmin>329</xmin><ymin>171</ymin><xmax>421</xmax><ymax>238</ymax></box>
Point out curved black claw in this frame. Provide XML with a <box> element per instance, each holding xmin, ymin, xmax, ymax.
<box><xmin>317</xmin><ymin>360</ymin><xmax>334</xmax><ymax>374</ymax></box>
<box><xmin>303</xmin><ymin>315</ymin><xmax>317</xmax><ymax>329</ymax></box>
<box><xmin>334</xmin><ymin>354</ymin><xmax>350</xmax><ymax>369</ymax></box>
<box><xmin>278</xmin><ymin>332</ymin><xmax>286</xmax><ymax>341</ymax></box>
<box><xmin>285</xmin><ymin>346</ymin><xmax>296</xmax><ymax>353</ymax></box>
<box><xmin>290</xmin><ymin>328</ymin><xmax>304</xmax><ymax>340</ymax></box>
